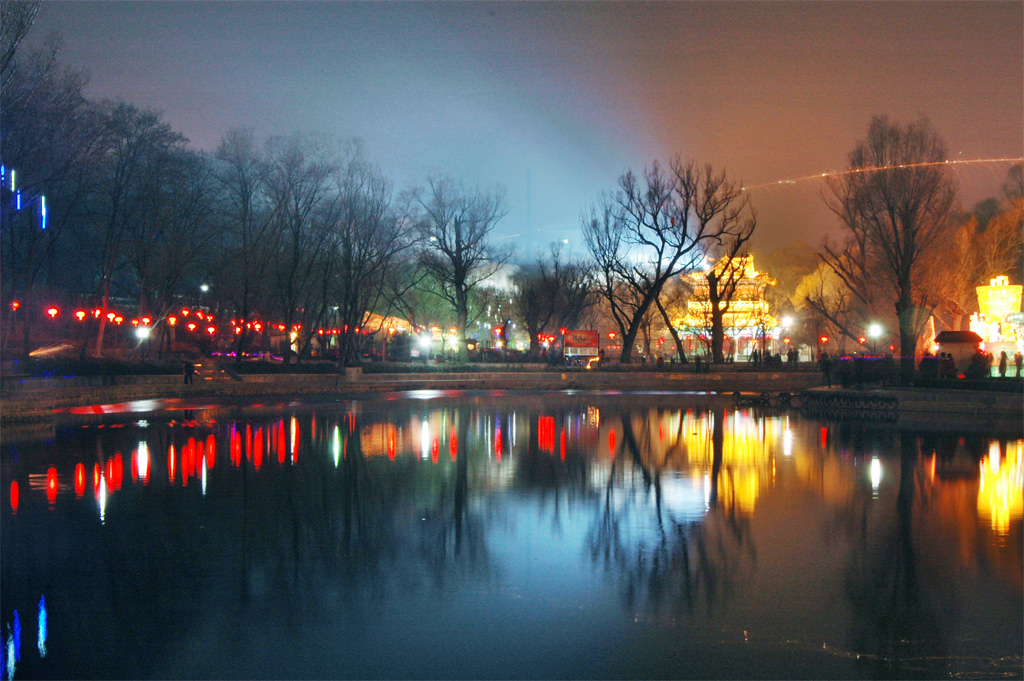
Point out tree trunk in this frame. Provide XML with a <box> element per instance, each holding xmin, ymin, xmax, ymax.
<box><xmin>19</xmin><ymin>292</ymin><xmax>34</xmax><ymax>359</ymax></box>
<box><xmin>94</xmin><ymin>277</ymin><xmax>112</xmax><ymax>357</ymax></box>
<box><xmin>896</xmin><ymin>295</ymin><xmax>916</xmax><ymax>386</ymax></box>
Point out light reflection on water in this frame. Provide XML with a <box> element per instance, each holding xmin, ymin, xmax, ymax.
<box><xmin>1</xmin><ymin>391</ymin><xmax>1021</xmax><ymax>679</ymax></box>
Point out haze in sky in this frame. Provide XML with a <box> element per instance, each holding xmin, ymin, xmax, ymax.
<box><xmin>28</xmin><ymin>1</ymin><xmax>1024</xmax><ymax>257</ymax></box>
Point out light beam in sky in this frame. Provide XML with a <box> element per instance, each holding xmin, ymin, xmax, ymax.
<box><xmin>742</xmin><ymin>158</ymin><xmax>1023</xmax><ymax>192</ymax></box>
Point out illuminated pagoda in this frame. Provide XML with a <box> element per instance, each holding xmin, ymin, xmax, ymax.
<box><xmin>679</xmin><ymin>255</ymin><xmax>777</xmax><ymax>357</ymax></box>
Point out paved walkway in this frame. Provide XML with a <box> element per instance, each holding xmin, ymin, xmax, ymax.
<box><xmin>1</xmin><ymin>368</ymin><xmax>822</xmax><ymax>423</ymax></box>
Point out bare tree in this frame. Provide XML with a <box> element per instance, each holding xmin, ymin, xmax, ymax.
<box><xmin>415</xmin><ymin>174</ymin><xmax>509</xmax><ymax>359</ymax></box>
<box><xmin>1</xmin><ymin>0</ymin><xmax>53</xmax><ymax>104</ymax></box>
<box><xmin>824</xmin><ymin>116</ymin><xmax>957</xmax><ymax>382</ymax></box>
<box><xmin>262</xmin><ymin>133</ymin><xmax>336</xmax><ymax>363</ymax></box>
<box><xmin>1</xmin><ymin>52</ymin><xmax>99</xmax><ymax>356</ymax></box>
<box><xmin>584</xmin><ymin>159</ymin><xmax>755</xmax><ymax>364</ymax></box>
<box><xmin>326</xmin><ymin>149</ymin><xmax>415</xmax><ymax>366</ymax></box>
<box><xmin>652</xmin><ymin>276</ymin><xmax>691</xmax><ymax>363</ymax></box>
<box><xmin>796</xmin><ymin>260</ymin><xmax>865</xmax><ymax>353</ymax></box>
<box><xmin>88</xmin><ymin>102</ymin><xmax>187</xmax><ymax>356</ymax></box>
<box><xmin>511</xmin><ymin>243</ymin><xmax>595</xmax><ymax>357</ymax></box>
<box><xmin>695</xmin><ymin>220</ymin><xmax>756</xmax><ymax>363</ymax></box>
<box><xmin>136</xmin><ymin>150</ymin><xmax>220</xmax><ymax>358</ymax></box>
<box><xmin>214</xmin><ymin>128</ymin><xmax>276</xmax><ymax>360</ymax></box>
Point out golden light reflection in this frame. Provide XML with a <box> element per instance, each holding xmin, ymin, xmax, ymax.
<box><xmin>634</xmin><ymin>408</ymin><xmax>779</xmax><ymax>514</ymax></box>
<box><xmin>978</xmin><ymin>439</ymin><xmax>1024</xmax><ymax>537</ymax></box>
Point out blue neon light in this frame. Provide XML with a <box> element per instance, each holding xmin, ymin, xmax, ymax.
<box><xmin>11</xmin><ymin>612</ymin><xmax>19</xmax><ymax>663</ymax></box>
<box><xmin>40</xmin><ymin>195</ymin><xmax>47</xmax><ymax>229</ymax></box>
<box><xmin>37</xmin><ymin>595</ymin><xmax>47</xmax><ymax>658</ymax></box>
<box><xmin>15</xmin><ymin>191</ymin><xmax>21</xmax><ymax>211</ymax></box>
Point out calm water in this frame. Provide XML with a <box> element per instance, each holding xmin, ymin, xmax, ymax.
<box><xmin>2</xmin><ymin>390</ymin><xmax>1021</xmax><ymax>680</ymax></box>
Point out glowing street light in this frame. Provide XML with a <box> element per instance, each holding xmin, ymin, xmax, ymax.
<box><xmin>868</xmin><ymin>323</ymin><xmax>883</xmax><ymax>355</ymax></box>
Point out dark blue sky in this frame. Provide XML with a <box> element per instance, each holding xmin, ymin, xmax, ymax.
<box><xmin>29</xmin><ymin>1</ymin><xmax>1024</xmax><ymax>255</ymax></box>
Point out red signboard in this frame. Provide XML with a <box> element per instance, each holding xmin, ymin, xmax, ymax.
<box><xmin>564</xmin><ymin>330</ymin><xmax>599</xmax><ymax>356</ymax></box>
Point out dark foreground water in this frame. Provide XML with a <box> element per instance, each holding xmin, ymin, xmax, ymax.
<box><xmin>2</xmin><ymin>390</ymin><xmax>1021</xmax><ymax>680</ymax></box>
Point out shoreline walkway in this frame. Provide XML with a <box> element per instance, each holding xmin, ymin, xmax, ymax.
<box><xmin>2</xmin><ymin>367</ymin><xmax>1020</xmax><ymax>434</ymax></box>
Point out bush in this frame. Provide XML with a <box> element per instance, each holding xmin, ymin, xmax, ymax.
<box><xmin>964</xmin><ymin>353</ymin><xmax>991</xmax><ymax>380</ymax></box>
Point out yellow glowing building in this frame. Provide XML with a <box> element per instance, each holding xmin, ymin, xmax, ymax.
<box><xmin>969</xmin><ymin>275</ymin><xmax>1023</xmax><ymax>347</ymax></box>
<box><xmin>678</xmin><ymin>255</ymin><xmax>777</xmax><ymax>353</ymax></box>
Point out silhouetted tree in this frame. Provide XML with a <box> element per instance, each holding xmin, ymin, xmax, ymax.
<box><xmin>88</xmin><ymin>102</ymin><xmax>187</xmax><ymax>356</ymax></box>
<box><xmin>511</xmin><ymin>243</ymin><xmax>596</xmax><ymax>357</ymax></box>
<box><xmin>415</xmin><ymin>174</ymin><xmax>509</xmax><ymax>360</ymax></box>
<box><xmin>824</xmin><ymin>116</ymin><xmax>957</xmax><ymax>382</ymax></box>
<box><xmin>584</xmin><ymin>158</ymin><xmax>756</xmax><ymax>364</ymax></box>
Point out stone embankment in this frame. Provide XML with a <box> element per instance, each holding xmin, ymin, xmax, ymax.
<box><xmin>3</xmin><ymin>367</ymin><xmax>1019</xmax><ymax>434</ymax></box>
<box><xmin>801</xmin><ymin>384</ymin><xmax>1022</xmax><ymax>432</ymax></box>
<box><xmin>1</xmin><ymin>367</ymin><xmax>822</xmax><ymax>424</ymax></box>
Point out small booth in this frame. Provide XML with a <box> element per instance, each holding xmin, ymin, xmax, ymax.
<box><xmin>934</xmin><ymin>330</ymin><xmax>984</xmax><ymax>375</ymax></box>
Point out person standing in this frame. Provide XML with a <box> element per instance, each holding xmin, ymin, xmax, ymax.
<box><xmin>1015</xmin><ymin>351</ymin><xmax>1023</xmax><ymax>377</ymax></box>
<box><xmin>998</xmin><ymin>351</ymin><xmax>1008</xmax><ymax>378</ymax></box>
<box><xmin>819</xmin><ymin>352</ymin><xmax>833</xmax><ymax>387</ymax></box>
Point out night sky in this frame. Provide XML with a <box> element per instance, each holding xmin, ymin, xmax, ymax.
<box><xmin>28</xmin><ymin>1</ymin><xmax>1024</xmax><ymax>255</ymax></box>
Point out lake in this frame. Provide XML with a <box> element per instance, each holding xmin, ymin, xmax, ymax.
<box><xmin>2</xmin><ymin>390</ymin><xmax>1021</xmax><ymax>679</ymax></box>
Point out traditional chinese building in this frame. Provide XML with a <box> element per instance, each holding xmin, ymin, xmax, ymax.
<box><xmin>678</xmin><ymin>255</ymin><xmax>777</xmax><ymax>358</ymax></box>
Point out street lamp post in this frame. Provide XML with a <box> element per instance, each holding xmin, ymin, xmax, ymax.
<box><xmin>868</xmin><ymin>323</ymin><xmax>883</xmax><ymax>356</ymax></box>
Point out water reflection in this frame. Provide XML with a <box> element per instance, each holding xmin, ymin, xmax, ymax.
<box><xmin>1</xmin><ymin>392</ymin><xmax>1020</xmax><ymax>679</ymax></box>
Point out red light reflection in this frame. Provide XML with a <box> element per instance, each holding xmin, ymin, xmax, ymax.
<box><xmin>538</xmin><ymin>416</ymin><xmax>555</xmax><ymax>454</ymax></box>
<box><xmin>10</xmin><ymin>481</ymin><xmax>19</xmax><ymax>513</ymax></box>
<box><xmin>254</xmin><ymin>428</ymin><xmax>263</xmax><ymax>470</ymax></box>
<box><xmin>75</xmin><ymin>463</ymin><xmax>86</xmax><ymax>497</ymax></box>
<box><xmin>46</xmin><ymin>468</ymin><xmax>58</xmax><ymax>505</ymax></box>
<box><xmin>277</xmin><ymin>422</ymin><xmax>286</xmax><ymax>465</ymax></box>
